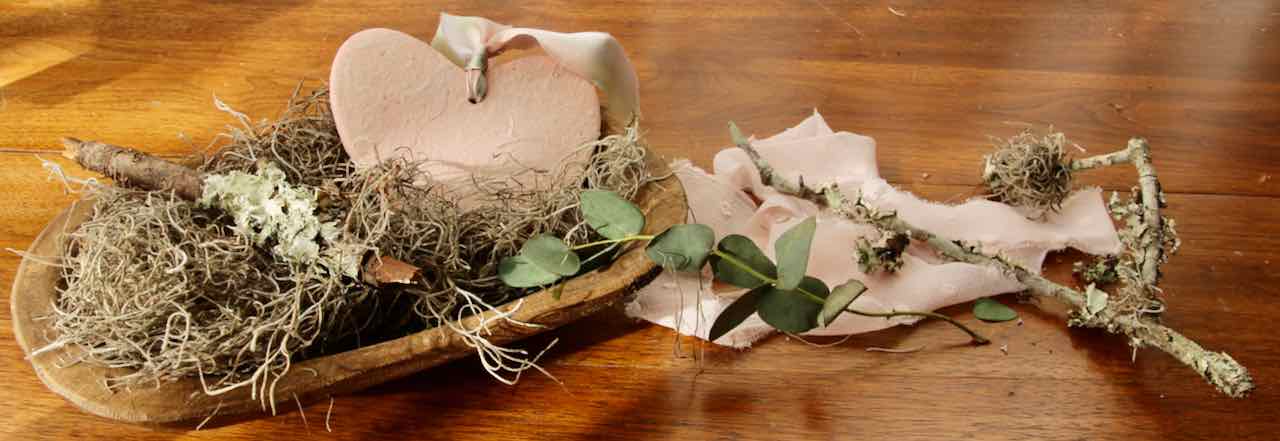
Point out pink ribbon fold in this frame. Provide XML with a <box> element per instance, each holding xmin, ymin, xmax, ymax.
<box><xmin>431</xmin><ymin>13</ymin><xmax>640</xmax><ymax>129</ymax></box>
<box><xmin>627</xmin><ymin>111</ymin><xmax>1121</xmax><ymax>347</ymax></box>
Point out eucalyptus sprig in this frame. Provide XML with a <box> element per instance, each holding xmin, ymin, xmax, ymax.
<box><xmin>498</xmin><ymin>190</ymin><xmax>991</xmax><ymax>344</ymax></box>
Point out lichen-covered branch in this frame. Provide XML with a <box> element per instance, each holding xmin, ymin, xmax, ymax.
<box><xmin>734</xmin><ymin>136</ymin><xmax>1254</xmax><ymax>398</ymax></box>
<box><xmin>731</xmin><ymin>123</ymin><xmax>821</xmax><ymax>201</ymax></box>
<box><xmin>1127</xmin><ymin>138</ymin><xmax>1164</xmax><ymax>286</ymax></box>
<box><xmin>1069</xmin><ymin>147</ymin><xmax>1132</xmax><ymax>171</ymax></box>
<box><xmin>1069</xmin><ymin>139</ymin><xmax>1165</xmax><ymax>285</ymax></box>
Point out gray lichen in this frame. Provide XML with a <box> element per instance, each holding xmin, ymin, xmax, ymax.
<box><xmin>854</xmin><ymin>232</ymin><xmax>909</xmax><ymax>275</ymax></box>
<box><xmin>199</xmin><ymin>163</ymin><xmax>361</xmax><ymax>277</ymax></box>
<box><xmin>1100</xmin><ymin>187</ymin><xmax>1181</xmax><ymax>316</ymax></box>
<box><xmin>1074</xmin><ymin>255</ymin><xmax>1120</xmax><ymax>285</ymax></box>
<box><xmin>1109</xmin><ymin>188</ymin><xmax>1181</xmax><ymax>281</ymax></box>
<box><xmin>1071</xmin><ymin>284</ymin><xmax>1110</xmax><ymax>325</ymax></box>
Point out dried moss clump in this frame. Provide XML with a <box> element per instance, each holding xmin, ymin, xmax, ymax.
<box><xmin>44</xmin><ymin>187</ymin><xmax>383</xmax><ymax>395</ymax></box>
<box><xmin>39</xmin><ymin>86</ymin><xmax>650</xmax><ymax>399</ymax></box>
<box><xmin>982</xmin><ymin>131</ymin><xmax>1073</xmax><ymax>217</ymax></box>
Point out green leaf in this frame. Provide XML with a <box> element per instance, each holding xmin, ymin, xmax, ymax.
<box><xmin>973</xmin><ymin>298</ymin><xmax>1018</xmax><ymax>322</ymax></box>
<box><xmin>521</xmin><ymin>234</ymin><xmax>581</xmax><ymax>276</ymax></box>
<box><xmin>645</xmin><ymin>224</ymin><xmax>715</xmax><ymax>272</ymax></box>
<box><xmin>498</xmin><ymin>255</ymin><xmax>562</xmax><ymax>288</ymax></box>
<box><xmin>758</xmin><ymin>276</ymin><xmax>828</xmax><ymax>334</ymax></box>
<box><xmin>711</xmin><ymin>234</ymin><xmax>777</xmax><ymax>289</ymax></box>
<box><xmin>774</xmin><ymin>217</ymin><xmax>817</xmax><ymax>291</ymax></box>
<box><xmin>708</xmin><ymin>285</ymin><xmax>766</xmax><ymax>342</ymax></box>
<box><xmin>728</xmin><ymin>121</ymin><xmax>748</xmax><ymax>145</ymax></box>
<box><xmin>819</xmin><ymin>279</ymin><xmax>866</xmax><ymax>327</ymax></box>
<box><xmin>580</xmin><ymin>190</ymin><xmax>645</xmax><ymax>240</ymax></box>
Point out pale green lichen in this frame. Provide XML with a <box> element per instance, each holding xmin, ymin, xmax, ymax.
<box><xmin>1068</xmin><ymin>284</ymin><xmax>1112</xmax><ymax>328</ymax></box>
<box><xmin>1073</xmin><ymin>255</ymin><xmax>1120</xmax><ymax>285</ymax></box>
<box><xmin>1109</xmin><ymin>188</ymin><xmax>1181</xmax><ymax>276</ymax></box>
<box><xmin>854</xmin><ymin>232</ymin><xmax>909</xmax><ymax>275</ymax></box>
<box><xmin>1084</xmin><ymin>284</ymin><xmax>1109</xmax><ymax>317</ymax></box>
<box><xmin>199</xmin><ymin>163</ymin><xmax>360</xmax><ymax>277</ymax></box>
<box><xmin>1101</xmin><ymin>188</ymin><xmax>1181</xmax><ymax>316</ymax></box>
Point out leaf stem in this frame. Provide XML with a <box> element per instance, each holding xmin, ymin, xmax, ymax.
<box><xmin>710</xmin><ymin>250</ymin><xmax>775</xmax><ymax>285</ymax></box>
<box><xmin>570</xmin><ymin>235</ymin><xmax>654</xmax><ymax>251</ymax></box>
<box><xmin>843</xmin><ymin>309</ymin><xmax>990</xmax><ymax>345</ymax></box>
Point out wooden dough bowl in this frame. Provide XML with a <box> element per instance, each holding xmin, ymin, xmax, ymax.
<box><xmin>10</xmin><ymin>153</ymin><xmax>685</xmax><ymax>426</ymax></box>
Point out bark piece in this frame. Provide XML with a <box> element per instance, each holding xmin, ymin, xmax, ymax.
<box><xmin>63</xmin><ymin>138</ymin><xmax>204</xmax><ymax>201</ymax></box>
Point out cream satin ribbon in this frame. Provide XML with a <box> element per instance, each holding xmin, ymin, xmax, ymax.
<box><xmin>430</xmin><ymin>13</ymin><xmax>640</xmax><ymax>129</ymax></box>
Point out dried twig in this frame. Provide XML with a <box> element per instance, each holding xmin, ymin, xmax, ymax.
<box><xmin>1074</xmin><ymin>139</ymin><xmax>1165</xmax><ymax>285</ymax></box>
<box><xmin>736</xmin><ymin>135</ymin><xmax>1254</xmax><ymax>398</ymax></box>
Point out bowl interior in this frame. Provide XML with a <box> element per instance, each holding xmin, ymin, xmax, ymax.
<box><xmin>10</xmin><ymin>154</ymin><xmax>685</xmax><ymax>424</ymax></box>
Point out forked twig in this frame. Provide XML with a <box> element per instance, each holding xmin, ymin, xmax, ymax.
<box><xmin>735</xmin><ymin>134</ymin><xmax>1253</xmax><ymax>397</ymax></box>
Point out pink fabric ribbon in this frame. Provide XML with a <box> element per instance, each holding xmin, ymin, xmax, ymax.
<box><xmin>627</xmin><ymin>112</ymin><xmax>1121</xmax><ymax>347</ymax></box>
<box><xmin>431</xmin><ymin>13</ymin><xmax>640</xmax><ymax>129</ymax></box>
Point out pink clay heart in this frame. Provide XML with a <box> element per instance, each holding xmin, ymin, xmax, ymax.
<box><xmin>330</xmin><ymin>28</ymin><xmax>600</xmax><ymax>184</ymax></box>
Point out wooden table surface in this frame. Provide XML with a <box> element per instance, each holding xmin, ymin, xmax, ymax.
<box><xmin>3</xmin><ymin>1</ymin><xmax>1279</xmax><ymax>439</ymax></box>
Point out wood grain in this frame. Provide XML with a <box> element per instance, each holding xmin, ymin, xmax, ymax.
<box><xmin>2</xmin><ymin>1</ymin><xmax>1278</xmax><ymax>439</ymax></box>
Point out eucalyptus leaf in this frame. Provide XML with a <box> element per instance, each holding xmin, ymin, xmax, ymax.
<box><xmin>774</xmin><ymin>217</ymin><xmax>817</xmax><ymax>291</ymax></box>
<box><xmin>758</xmin><ymin>276</ymin><xmax>829</xmax><ymax>334</ymax></box>
<box><xmin>711</xmin><ymin>234</ymin><xmax>777</xmax><ymax>289</ymax></box>
<box><xmin>819</xmin><ymin>279</ymin><xmax>867</xmax><ymax>327</ymax></box>
<box><xmin>521</xmin><ymin>234</ymin><xmax>581</xmax><ymax>276</ymax></box>
<box><xmin>708</xmin><ymin>285</ymin><xmax>766</xmax><ymax>342</ymax></box>
<box><xmin>580</xmin><ymin>190</ymin><xmax>645</xmax><ymax>240</ymax></box>
<box><xmin>973</xmin><ymin>298</ymin><xmax>1018</xmax><ymax>322</ymax></box>
<box><xmin>645</xmin><ymin>224</ymin><xmax>715</xmax><ymax>272</ymax></box>
<box><xmin>498</xmin><ymin>255</ymin><xmax>561</xmax><ymax>288</ymax></box>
